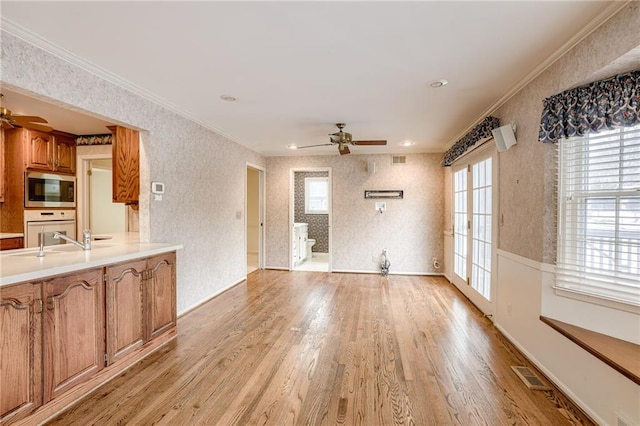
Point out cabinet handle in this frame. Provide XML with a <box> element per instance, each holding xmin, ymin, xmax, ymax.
<box><xmin>35</xmin><ymin>299</ymin><xmax>43</xmax><ymax>314</ymax></box>
<box><xmin>46</xmin><ymin>296</ymin><xmax>55</xmax><ymax>311</ymax></box>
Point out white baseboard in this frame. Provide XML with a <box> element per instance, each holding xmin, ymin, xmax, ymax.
<box><xmin>331</xmin><ymin>269</ymin><xmax>444</xmax><ymax>276</ymax></box>
<box><xmin>177</xmin><ymin>277</ymin><xmax>246</xmax><ymax>317</ymax></box>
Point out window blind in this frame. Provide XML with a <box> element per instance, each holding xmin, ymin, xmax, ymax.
<box><xmin>557</xmin><ymin>124</ymin><xmax>640</xmax><ymax>306</ymax></box>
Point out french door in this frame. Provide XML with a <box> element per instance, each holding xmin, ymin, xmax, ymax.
<box><xmin>452</xmin><ymin>149</ymin><xmax>496</xmax><ymax>315</ymax></box>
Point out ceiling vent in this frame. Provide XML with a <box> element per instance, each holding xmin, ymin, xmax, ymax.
<box><xmin>391</xmin><ymin>155</ymin><xmax>406</xmax><ymax>165</ymax></box>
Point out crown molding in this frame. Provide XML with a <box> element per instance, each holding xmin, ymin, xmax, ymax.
<box><xmin>443</xmin><ymin>1</ymin><xmax>631</xmax><ymax>151</ymax></box>
<box><xmin>0</xmin><ymin>17</ymin><xmax>242</xmax><ymax>146</ymax></box>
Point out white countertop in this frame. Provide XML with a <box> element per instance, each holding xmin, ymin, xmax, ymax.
<box><xmin>0</xmin><ymin>233</ymin><xmax>182</xmax><ymax>287</ymax></box>
<box><xmin>0</xmin><ymin>233</ymin><xmax>24</xmax><ymax>239</ymax></box>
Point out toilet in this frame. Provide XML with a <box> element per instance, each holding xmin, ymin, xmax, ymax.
<box><xmin>306</xmin><ymin>239</ymin><xmax>316</xmax><ymax>260</ymax></box>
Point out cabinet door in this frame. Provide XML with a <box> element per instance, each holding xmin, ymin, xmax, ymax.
<box><xmin>108</xmin><ymin>125</ymin><xmax>139</xmax><ymax>204</ymax></box>
<box><xmin>54</xmin><ymin>137</ymin><xmax>76</xmax><ymax>174</ymax></box>
<box><xmin>105</xmin><ymin>259</ymin><xmax>146</xmax><ymax>365</ymax></box>
<box><xmin>0</xmin><ymin>128</ymin><xmax>5</xmax><ymax>202</ymax></box>
<box><xmin>26</xmin><ymin>130</ymin><xmax>53</xmax><ymax>171</ymax></box>
<box><xmin>145</xmin><ymin>252</ymin><xmax>176</xmax><ymax>341</ymax></box>
<box><xmin>43</xmin><ymin>268</ymin><xmax>105</xmax><ymax>402</ymax></box>
<box><xmin>0</xmin><ymin>282</ymin><xmax>42</xmax><ymax>423</ymax></box>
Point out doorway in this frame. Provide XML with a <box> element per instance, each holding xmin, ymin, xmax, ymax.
<box><xmin>289</xmin><ymin>168</ymin><xmax>332</xmax><ymax>272</ymax></box>
<box><xmin>77</xmin><ymin>154</ymin><xmax>128</xmax><ymax>236</ymax></box>
<box><xmin>246</xmin><ymin>164</ymin><xmax>265</xmax><ymax>274</ymax></box>
<box><xmin>452</xmin><ymin>145</ymin><xmax>497</xmax><ymax>316</ymax></box>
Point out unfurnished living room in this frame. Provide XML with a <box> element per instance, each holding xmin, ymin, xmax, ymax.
<box><xmin>0</xmin><ymin>2</ymin><xmax>638</xmax><ymax>425</ymax></box>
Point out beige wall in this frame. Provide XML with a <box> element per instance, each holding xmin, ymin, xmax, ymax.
<box><xmin>1</xmin><ymin>31</ymin><xmax>266</xmax><ymax>314</ymax></box>
<box><xmin>494</xmin><ymin>2</ymin><xmax>640</xmax><ymax>263</ymax></box>
<box><xmin>266</xmin><ymin>153</ymin><xmax>444</xmax><ymax>274</ymax></box>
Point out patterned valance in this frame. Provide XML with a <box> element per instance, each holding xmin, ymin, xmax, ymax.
<box><xmin>76</xmin><ymin>134</ymin><xmax>112</xmax><ymax>146</ymax></box>
<box><xmin>441</xmin><ymin>116</ymin><xmax>500</xmax><ymax>166</ymax></box>
<box><xmin>539</xmin><ymin>69</ymin><xmax>640</xmax><ymax>143</ymax></box>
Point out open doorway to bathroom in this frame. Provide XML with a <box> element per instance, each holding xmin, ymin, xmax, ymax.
<box><xmin>290</xmin><ymin>168</ymin><xmax>332</xmax><ymax>272</ymax></box>
<box><xmin>246</xmin><ymin>164</ymin><xmax>265</xmax><ymax>274</ymax></box>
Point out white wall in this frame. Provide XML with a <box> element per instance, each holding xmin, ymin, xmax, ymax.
<box><xmin>1</xmin><ymin>30</ymin><xmax>266</xmax><ymax>314</ymax></box>
<box><xmin>266</xmin><ymin>153</ymin><xmax>444</xmax><ymax>274</ymax></box>
<box><xmin>89</xmin><ymin>166</ymin><xmax>126</xmax><ymax>234</ymax></box>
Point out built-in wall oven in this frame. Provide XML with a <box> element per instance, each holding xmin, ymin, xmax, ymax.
<box><xmin>24</xmin><ymin>210</ymin><xmax>76</xmax><ymax>248</ymax></box>
<box><xmin>25</xmin><ymin>172</ymin><xmax>76</xmax><ymax>208</ymax></box>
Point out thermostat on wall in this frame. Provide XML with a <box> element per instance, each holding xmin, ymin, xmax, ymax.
<box><xmin>151</xmin><ymin>182</ymin><xmax>164</xmax><ymax>195</ymax></box>
<box><xmin>151</xmin><ymin>182</ymin><xmax>165</xmax><ymax>194</ymax></box>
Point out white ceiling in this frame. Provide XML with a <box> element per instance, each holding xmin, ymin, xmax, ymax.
<box><xmin>0</xmin><ymin>1</ymin><xmax>618</xmax><ymax>156</ymax></box>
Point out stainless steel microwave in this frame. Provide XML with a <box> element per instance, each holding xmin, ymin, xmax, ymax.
<box><xmin>25</xmin><ymin>172</ymin><xmax>76</xmax><ymax>208</ymax></box>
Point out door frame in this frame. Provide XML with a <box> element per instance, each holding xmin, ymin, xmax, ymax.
<box><xmin>289</xmin><ymin>167</ymin><xmax>332</xmax><ymax>272</ymax></box>
<box><xmin>246</xmin><ymin>163</ymin><xmax>266</xmax><ymax>273</ymax></box>
<box><xmin>450</xmin><ymin>142</ymin><xmax>498</xmax><ymax>316</ymax></box>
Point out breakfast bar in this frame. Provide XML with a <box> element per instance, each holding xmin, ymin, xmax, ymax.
<box><xmin>0</xmin><ymin>235</ymin><xmax>182</xmax><ymax>425</ymax></box>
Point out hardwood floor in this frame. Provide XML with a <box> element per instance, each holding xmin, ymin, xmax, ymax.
<box><xmin>48</xmin><ymin>271</ymin><xmax>593</xmax><ymax>425</ymax></box>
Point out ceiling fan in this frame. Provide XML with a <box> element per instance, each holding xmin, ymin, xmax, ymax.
<box><xmin>0</xmin><ymin>93</ymin><xmax>53</xmax><ymax>133</ymax></box>
<box><xmin>297</xmin><ymin>123</ymin><xmax>387</xmax><ymax>155</ymax></box>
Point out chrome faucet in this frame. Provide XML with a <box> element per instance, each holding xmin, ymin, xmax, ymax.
<box><xmin>53</xmin><ymin>230</ymin><xmax>92</xmax><ymax>251</ymax></box>
<box><xmin>37</xmin><ymin>226</ymin><xmax>45</xmax><ymax>257</ymax></box>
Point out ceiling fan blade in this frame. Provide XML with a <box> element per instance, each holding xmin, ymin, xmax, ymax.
<box><xmin>1</xmin><ymin>120</ymin><xmax>15</xmax><ymax>129</ymax></box>
<box><xmin>352</xmin><ymin>140</ymin><xmax>387</xmax><ymax>146</ymax></box>
<box><xmin>12</xmin><ymin>115</ymin><xmax>49</xmax><ymax>124</ymax></box>
<box><xmin>339</xmin><ymin>145</ymin><xmax>350</xmax><ymax>155</ymax></box>
<box><xmin>21</xmin><ymin>122</ymin><xmax>54</xmax><ymax>133</ymax></box>
<box><xmin>296</xmin><ymin>143</ymin><xmax>334</xmax><ymax>149</ymax></box>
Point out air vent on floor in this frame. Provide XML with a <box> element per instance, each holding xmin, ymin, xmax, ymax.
<box><xmin>391</xmin><ymin>155</ymin><xmax>406</xmax><ymax>165</ymax></box>
<box><xmin>511</xmin><ymin>366</ymin><xmax>549</xmax><ymax>390</ymax></box>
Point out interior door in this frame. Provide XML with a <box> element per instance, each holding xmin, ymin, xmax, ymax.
<box><xmin>452</xmin><ymin>148</ymin><xmax>496</xmax><ymax>315</ymax></box>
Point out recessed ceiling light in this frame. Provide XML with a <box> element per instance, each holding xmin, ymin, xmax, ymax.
<box><xmin>287</xmin><ymin>144</ymin><xmax>298</xmax><ymax>150</ymax></box>
<box><xmin>401</xmin><ymin>140</ymin><xmax>415</xmax><ymax>147</ymax></box>
<box><xmin>220</xmin><ymin>94</ymin><xmax>238</xmax><ymax>102</ymax></box>
<box><xmin>429</xmin><ymin>79</ymin><xmax>448</xmax><ymax>88</ymax></box>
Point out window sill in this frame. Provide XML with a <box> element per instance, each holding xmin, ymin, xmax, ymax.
<box><xmin>540</xmin><ymin>316</ymin><xmax>640</xmax><ymax>385</ymax></box>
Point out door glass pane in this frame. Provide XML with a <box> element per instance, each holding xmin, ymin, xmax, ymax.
<box><xmin>471</xmin><ymin>158</ymin><xmax>492</xmax><ymax>300</ymax></box>
<box><xmin>454</xmin><ymin>168</ymin><xmax>467</xmax><ymax>280</ymax></box>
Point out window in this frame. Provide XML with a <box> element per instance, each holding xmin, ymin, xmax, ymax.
<box><xmin>305</xmin><ymin>177</ymin><xmax>329</xmax><ymax>214</ymax></box>
<box><xmin>557</xmin><ymin>123</ymin><xmax>640</xmax><ymax>306</ymax></box>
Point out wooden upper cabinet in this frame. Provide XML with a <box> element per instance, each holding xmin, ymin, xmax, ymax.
<box><xmin>0</xmin><ymin>281</ymin><xmax>43</xmax><ymax>424</ymax></box>
<box><xmin>21</xmin><ymin>129</ymin><xmax>76</xmax><ymax>174</ymax></box>
<box><xmin>0</xmin><ymin>128</ymin><xmax>5</xmax><ymax>202</ymax></box>
<box><xmin>25</xmin><ymin>130</ymin><xmax>53</xmax><ymax>171</ymax></box>
<box><xmin>52</xmin><ymin>131</ymin><xmax>77</xmax><ymax>174</ymax></box>
<box><xmin>43</xmin><ymin>268</ymin><xmax>105</xmax><ymax>402</ymax></box>
<box><xmin>109</xmin><ymin>125</ymin><xmax>139</xmax><ymax>205</ymax></box>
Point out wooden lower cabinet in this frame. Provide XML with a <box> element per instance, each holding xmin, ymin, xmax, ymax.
<box><xmin>105</xmin><ymin>253</ymin><xmax>176</xmax><ymax>365</ymax></box>
<box><xmin>105</xmin><ymin>259</ymin><xmax>146</xmax><ymax>364</ymax></box>
<box><xmin>0</xmin><ymin>238</ymin><xmax>24</xmax><ymax>251</ymax></box>
<box><xmin>0</xmin><ymin>251</ymin><xmax>177</xmax><ymax>425</ymax></box>
<box><xmin>43</xmin><ymin>268</ymin><xmax>105</xmax><ymax>402</ymax></box>
<box><xmin>0</xmin><ymin>282</ymin><xmax>42</xmax><ymax>424</ymax></box>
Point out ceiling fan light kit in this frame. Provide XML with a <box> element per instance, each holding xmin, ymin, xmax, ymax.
<box><xmin>296</xmin><ymin>123</ymin><xmax>387</xmax><ymax>155</ymax></box>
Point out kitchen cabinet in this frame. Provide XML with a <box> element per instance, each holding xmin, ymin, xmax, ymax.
<box><xmin>0</xmin><ymin>281</ymin><xmax>43</xmax><ymax>424</ymax></box>
<box><xmin>1</xmin><ymin>128</ymin><xmax>5</xmax><ymax>202</ymax></box>
<box><xmin>108</xmin><ymin>125</ymin><xmax>139</xmax><ymax>205</ymax></box>
<box><xmin>0</xmin><ymin>237</ymin><xmax>24</xmax><ymax>250</ymax></box>
<box><xmin>105</xmin><ymin>258</ymin><xmax>146</xmax><ymax>364</ymax></box>
<box><xmin>105</xmin><ymin>252</ymin><xmax>176</xmax><ymax>365</ymax></box>
<box><xmin>8</xmin><ymin>128</ymin><xmax>76</xmax><ymax>175</ymax></box>
<box><xmin>43</xmin><ymin>268</ymin><xmax>105</xmax><ymax>402</ymax></box>
<box><xmin>0</xmin><ymin>250</ymin><xmax>177</xmax><ymax>425</ymax></box>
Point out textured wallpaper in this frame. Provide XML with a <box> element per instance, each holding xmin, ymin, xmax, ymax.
<box><xmin>1</xmin><ymin>31</ymin><xmax>266</xmax><ymax>313</ymax></box>
<box><xmin>266</xmin><ymin>154</ymin><xmax>444</xmax><ymax>274</ymax></box>
<box><xmin>294</xmin><ymin>171</ymin><xmax>329</xmax><ymax>253</ymax></box>
<box><xmin>491</xmin><ymin>2</ymin><xmax>640</xmax><ymax>263</ymax></box>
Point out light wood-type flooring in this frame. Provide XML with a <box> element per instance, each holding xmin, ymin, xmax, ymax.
<box><xmin>48</xmin><ymin>271</ymin><xmax>593</xmax><ymax>425</ymax></box>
